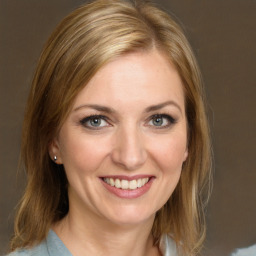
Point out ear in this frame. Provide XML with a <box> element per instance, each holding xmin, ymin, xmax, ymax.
<box><xmin>48</xmin><ymin>137</ymin><xmax>63</xmax><ymax>164</ymax></box>
<box><xmin>183</xmin><ymin>148</ymin><xmax>188</xmax><ymax>162</ymax></box>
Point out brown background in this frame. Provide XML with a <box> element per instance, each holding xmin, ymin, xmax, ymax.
<box><xmin>0</xmin><ymin>1</ymin><xmax>255</xmax><ymax>255</ymax></box>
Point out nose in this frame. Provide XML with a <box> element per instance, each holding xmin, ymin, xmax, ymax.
<box><xmin>111</xmin><ymin>126</ymin><xmax>147</xmax><ymax>171</ymax></box>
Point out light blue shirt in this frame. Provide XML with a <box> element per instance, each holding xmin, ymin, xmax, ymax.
<box><xmin>7</xmin><ymin>230</ymin><xmax>177</xmax><ymax>256</ymax></box>
<box><xmin>7</xmin><ymin>230</ymin><xmax>72</xmax><ymax>256</ymax></box>
<box><xmin>231</xmin><ymin>244</ymin><xmax>256</xmax><ymax>256</ymax></box>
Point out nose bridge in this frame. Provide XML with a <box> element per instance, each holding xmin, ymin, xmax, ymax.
<box><xmin>111</xmin><ymin>123</ymin><xmax>147</xmax><ymax>170</ymax></box>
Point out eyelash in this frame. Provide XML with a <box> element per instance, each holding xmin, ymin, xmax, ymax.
<box><xmin>79</xmin><ymin>115</ymin><xmax>110</xmax><ymax>129</ymax></box>
<box><xmin>147</xmin><ymin>114</ymin><xmax>177</xmax><ymax>129</ymax></box>
<box><xmin>79</xmin><ymin>113</ymin><xmax>177</xmax><ymax>130</ymax></box>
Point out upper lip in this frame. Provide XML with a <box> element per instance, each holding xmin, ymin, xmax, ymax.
<box><xmin>100</xmin><ymin>175</ymin><xmax>154</xmax><ymax>181</ymax></box>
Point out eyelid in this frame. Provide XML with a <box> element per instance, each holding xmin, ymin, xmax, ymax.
<box><xmin>146</xmin><ymin>113</ymin><xmax>177</xmax><ymax>128</ymax></box>
<box><xmin>79</xmin><ymin>114</ymin><xmax>111</xmax><ymax>129</ymax></box>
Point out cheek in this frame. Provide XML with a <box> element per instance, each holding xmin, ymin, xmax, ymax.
<box><xmin>149</xmin><ymin>134</ymin><xmax>187</xmax><ymax>173</ymax></box>
<box><xmin>59</xmin><ymin>132</ymin><xmax>110</xmax><ymax>176</ymax></box>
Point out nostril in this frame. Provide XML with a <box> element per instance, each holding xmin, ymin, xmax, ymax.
<box><xmin>110</xmin><ymin>128</ymin><xmax>147</xmax><ymax>170</ymax></box>
<box><xmin>111</xmin><ymin>149</ymin><xmax>147</xmax><ymax>171</ymax></box>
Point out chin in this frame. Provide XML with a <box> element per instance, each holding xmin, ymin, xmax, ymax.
<box><xmin>102</xmin><ymin>205</ymin><xmax>156</xmax><ymax>227</ymax></box>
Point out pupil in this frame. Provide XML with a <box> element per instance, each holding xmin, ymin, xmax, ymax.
<box><xmin>90</xmin><ymin>118</ymin><xmax>101</xmax><ymax>126</ymax></box>
<box><xmin>153</xmin><ymin>117</ymin><xmax>163</xmax><ymax>126</ymax></box>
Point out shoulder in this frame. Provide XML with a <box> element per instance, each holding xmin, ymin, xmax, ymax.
<box><xmin>5</xmin><ymin>230</ymin><xmax>72</xmax><ymax>256</ymax></box>
<box><xmin>231</xmin><ymin>244</ymin><xmax>256</xmax><ymax>256</ymax></box>
<box><xmin>5</xmin><ymin>240</ymin><xmax>48</xmax><ymax>256</ymax></box>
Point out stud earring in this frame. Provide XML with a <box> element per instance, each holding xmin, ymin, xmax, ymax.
<box><xmin>54</xmin><ymin>156</ymin><xmax>57</xmax><ymax>162</ymax></box>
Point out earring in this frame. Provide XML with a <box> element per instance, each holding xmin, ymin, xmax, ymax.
<box><xmin>54</xmin><ymin>156</ymin><xmax>57</xmax><ymax>162</ymax></box>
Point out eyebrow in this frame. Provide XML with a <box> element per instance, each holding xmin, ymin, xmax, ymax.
<box><xmin>73</xmin><ymin>104</ymin><xmax>116</xmax><ymax>113</ymax></box>
<box><xmin>144</xmin><ymin>100</ymin><xmax>182</xmax><ymax>114</ymax></box>
<box><xmin>73</xmin><ymin>100</ymin><xmax>182</xmax><ymax>114</ymax></box>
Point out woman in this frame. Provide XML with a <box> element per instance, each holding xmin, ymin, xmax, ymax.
<box><xmin>8</xmin><ymin>0</ymin><xmax>212</xmax><ymax>255</ymax></box>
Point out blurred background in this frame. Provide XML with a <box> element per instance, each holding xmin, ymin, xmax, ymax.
<box><xmin>0</xmin><ymin>0</ymin><xmax>255</xmax><ymax>255</ymax></box>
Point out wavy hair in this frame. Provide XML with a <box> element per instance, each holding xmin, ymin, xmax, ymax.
<box><xmin>10</xmin><ymin>1</ymin><xmax>212</xmax><ymax>255</ymax></box>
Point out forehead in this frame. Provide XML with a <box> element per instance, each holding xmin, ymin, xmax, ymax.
<box><xmin>73</xmin><ymin>50</ymin><xmax>185</xmax><ymax>112</ymax></box>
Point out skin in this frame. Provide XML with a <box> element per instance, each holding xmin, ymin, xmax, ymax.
<box><xmin>50</xmin><ymin>50</ymin><xmax>188</xmax><ymax>256</ymax></box>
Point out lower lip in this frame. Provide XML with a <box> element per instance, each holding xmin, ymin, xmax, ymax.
<box><xmin>100</xmin><ymin>178</ymin><xmax>154</xmax><ymax>199</ymax></box>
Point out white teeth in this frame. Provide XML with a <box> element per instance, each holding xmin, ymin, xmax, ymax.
<box><xmin>137</xmin><ymin>179</ymin><xmax>142</xmax><ymax>188</ymax></box>
<box><xmin>115</xmin><ymin>178</ymin><xmax>121</xmax><ymax>188</ymax></box>
<box><xmin>142</xmin><ymin>178</ymin><xmax>149</xmax><ymax>186</ymax></box>
<box><xmin>129</xmin><ymin>180</ymin><xmax>137</xmax><ymax>190</ymax></box>
<box><xmin>121</xmin><ymin>180</ymin><xmax>129</xmax><ymax>189</ymax></box>
<box><xmin>109</xmin><ymin>178</ymin><xmax>115</xmax><ymax>186</ymax></box>
<box><xmin>103</xmin><ymin>177</ymin><xmax>150</xmax><ymax>190</ymax></box>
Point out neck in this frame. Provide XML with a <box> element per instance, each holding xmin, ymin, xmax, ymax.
<box><xmin>53</xmin><ymin>209</ymin><xmax>160</xmax><ymax>256</ymax></box>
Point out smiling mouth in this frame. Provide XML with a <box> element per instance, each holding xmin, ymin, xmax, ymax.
<box><xmin>102</xmin><ymin>177</ymin><xmax>150</xmax><ymax>190</ymax></box>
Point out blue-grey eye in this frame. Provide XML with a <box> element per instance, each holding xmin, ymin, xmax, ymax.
<box><xmin>80</xmin><ymin>115</ymin><xmax>108</xmax><ymax>129</ymax></box>
<box><xmin>89</xmin><ymin>117</ymin><xmax>102</xmax><ymax>127</ymax></box>
<box><xmin>148</xmin><ymin>114</ymin><xmax>176</xmax><ymax>128</ymax></box>
<box><xmin>152</xmin><ymin>116</ymin><xmax>164</xmax><ymax>126</ymax></box>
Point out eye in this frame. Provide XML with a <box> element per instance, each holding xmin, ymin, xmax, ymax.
<box><xmin>148</xmin><ymin>114</ymin><xmax>176</xmax><ymax>128</ymax></box>
<box><xmin>80</xmin><ymin>115</ymin><xmax>109</xmax><ymax>129</ymax></box>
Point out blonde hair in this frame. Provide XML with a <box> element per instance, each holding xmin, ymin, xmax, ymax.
<box><xmin>10</xmin><ymin>0</ymin><xmax>212</xmax><ymax>255</ymax></box>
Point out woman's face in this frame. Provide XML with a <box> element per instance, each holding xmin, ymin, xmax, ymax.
<box><xmin>50</xmin><ymin>50</ymin><xmax>188</xmax><ymax>226</ymax></box>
